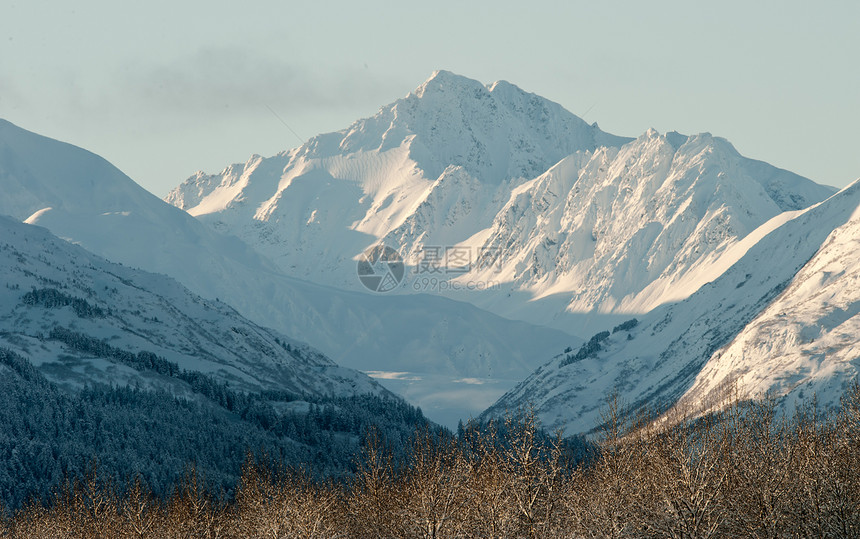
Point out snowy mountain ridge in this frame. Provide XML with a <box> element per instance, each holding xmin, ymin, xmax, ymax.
<box><xmin>459</xmin><ymin>129</ymin><xmax>835</xmax><ymax>325</ymax></box>
<box><xmin>165</xmin><ymin>73</ymin><xmax>834</xmax><ymax>336</ymax></box>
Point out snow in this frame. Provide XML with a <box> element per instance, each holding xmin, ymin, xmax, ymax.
<box><xmin>678</xmin><ymin>183</ymin><xmax>860</xmax><ymax>415</ymax></box>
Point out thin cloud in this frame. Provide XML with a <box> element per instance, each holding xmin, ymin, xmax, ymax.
<box><xmin>119</xmin><ymin>47</ymin><xmax>391</xmax><ymax>116</ymax></box>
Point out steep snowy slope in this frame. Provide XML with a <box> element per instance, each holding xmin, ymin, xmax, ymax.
<box><xmin>0</xmin><ymin>215</ymin><xmax>384</xmax><ymax>397</ymax></box>
<box><xmin>482</xmin><ymin>180</ymin><xmax>860</xmax><ymax>435</ymax></box>
<box><xmin>166</xmin><ymin>71</ymin><xmax>632</xmax><ymax>289</ymax></box>
<box><xmin>0</xmin><ymin>118</ymin><xmax>576</xmax><ymax>426</ymax></box>
<box><xmin>165</xmin><ymin>73</ymin><xmax>833</xmax><ymax>338</ymax></box>
<box><xmin>677</xmin><ymin>187</ymin><xmax>860</xmax><ymax>415</ymax></box>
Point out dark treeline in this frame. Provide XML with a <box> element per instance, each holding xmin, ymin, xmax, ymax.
<box><xmin>3</xmin><ymin>384</ymin><xmax>860</xmax><ymax>537</ymax></box>
<box><xmin>0</xmin><ymin>347</ymin><xmax>430</xmax><ymax>510</ymax></box>
<box><xmin>20</xmin><ymin>288</ymin><xmax>105</xmax><ymax>319</ymax></box>
<box><xmin>559</xmin><ymin>316</ymin><xmax>638</xmax><ymax>368</ymax></box>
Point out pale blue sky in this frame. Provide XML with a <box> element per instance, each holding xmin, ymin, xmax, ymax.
<box><xmin>2</xmin><ymin>0</ymin><xmax>858</xmax><ymax>195</ymax></box>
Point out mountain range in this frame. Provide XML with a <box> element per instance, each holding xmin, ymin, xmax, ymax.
<box><xmin>167</xmin><ymin>70</ymin><xmax>834</xmax><ymax>337</ymax></box>
<box><xmin>1</xmin><ymin>70</ymin><xmax>858</xmax><ymax>444</ymax></box>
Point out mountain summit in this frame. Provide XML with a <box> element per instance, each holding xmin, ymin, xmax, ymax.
<box><xmin>169</xmin><ymin>70</ymin><xmax>628</xmax><ymax>211</ymax></box>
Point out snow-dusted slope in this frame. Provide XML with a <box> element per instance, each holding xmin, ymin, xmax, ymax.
<box><xmin>165</xmin><ymin>73</ymin><xmax>833</xmax><ymax>337</ymax></box>
<box><xmin>0</xmin><ymin>216</ymin><xmax>445</xmax><ymax>505</ymax></box>
<box><xmin>0</xmin><ymin>118</ymin><xmax>576</xmax><ymax>426</ymax></box>
<box><xmin>0</xmin><ymin>215</ymin><xmax>384</xmax><ymax>397</ymax></box>
<box><xmin>482</xmin><ymin>180</ymin><xmax>860</xmax><ymax>435</ymax></box>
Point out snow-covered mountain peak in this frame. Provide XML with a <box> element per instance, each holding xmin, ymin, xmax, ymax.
<box><xmin>164</xmin><ymin>73</ymin><xmax>834</xmax><ymax>335</ymax></box>
<box><xmin>167</xmin><ymin>72</ymin><xmax>632</xmax><ymax>220</ymax></box>
<box><xmin>162</xmin><ymin>72</ymin><xmax>637</xmax><ymax>295</ymax></box>
<box><xmin>413</xmin><ymin>69</ymin><xmax>487</xmax><ymax>98</ymax></box>
<box><xmin>323</xmin><ymin>70</ymin><xmax>632</xmax><ymax>184</ymax></box>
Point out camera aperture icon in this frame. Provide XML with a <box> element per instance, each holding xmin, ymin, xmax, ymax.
<box><xmin>356</xmin><ymin>245</ymin><xmax>405</xmax><ymax>293</ymax></box>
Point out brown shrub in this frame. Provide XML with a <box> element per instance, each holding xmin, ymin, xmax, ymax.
<box><xmin>5</xmin><ymin>386</ymin><xmax>860</xmax><ymax>537</ymax></box>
